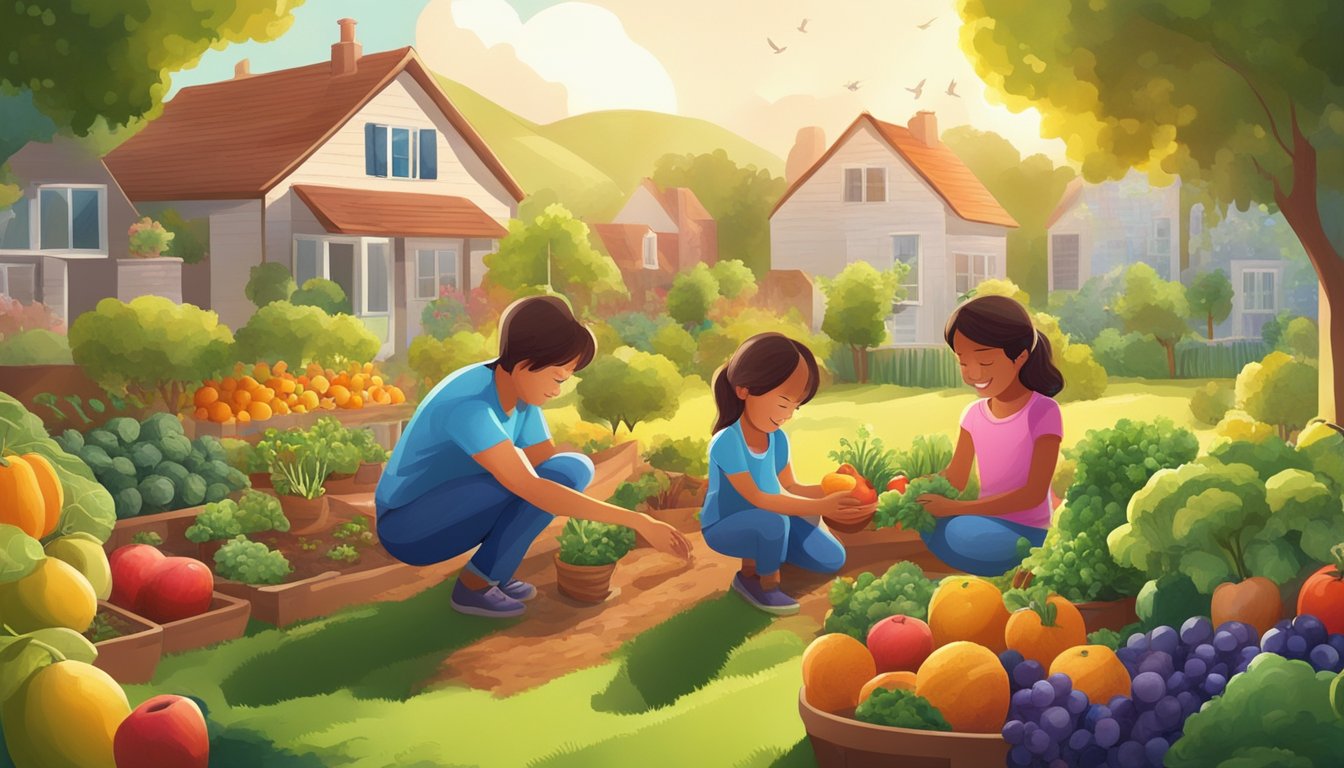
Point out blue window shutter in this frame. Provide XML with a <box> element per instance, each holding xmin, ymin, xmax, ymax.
<box><xmin>419</xmin><ymin>129</ymin><xmax>438</xmax><ymax>180</ymax></box>
<box><xmin>365</xmin><ymin>123</ymin><xmax>387</xmax><ymax>177</ymax></box>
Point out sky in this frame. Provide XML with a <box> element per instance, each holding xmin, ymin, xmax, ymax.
<box><xmin>171</xmin><ymin>0</ymin><xmax>1067</xmax><ymax>163</ymax></box>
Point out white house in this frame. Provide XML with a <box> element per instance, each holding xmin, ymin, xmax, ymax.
<box><xmin>769</xmin><ymin>112</ymin><xmax>1017</xmax><ymax>346</ymax></box>
<box><xmin>104</xmin><ymin>19</ymin><xmax>523</xmax><ymax>357</ymax></box>
<box><xmin>1045</xmin><ymin>172</ymin><xmax>1182</xmax><ymax>292</ymax></box>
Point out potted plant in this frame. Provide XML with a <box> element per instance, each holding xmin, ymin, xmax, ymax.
<box><xmin>554</xmin><ymin>518</ymin><xmax>637</xmax><ymax>603</ymax></box>
<box><xmin>349</xmin><ymin>427</ymin><xmax>389</xmax><ymax>488</ymax></box>
<box><xmin>271</xmin><ymin>444</ymin><xmax>329</xmax><ymax>535</ymax></box>
<box><xmin>184</xmin><ymin>490</ymin><xmax>290</xmax><ymax>562</ymax></box>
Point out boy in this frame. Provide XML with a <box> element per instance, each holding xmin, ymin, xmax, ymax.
<box><xmin>376</xmin><ymin>295</ymin><xmax>692</xmax><ymax>618</ymax></box>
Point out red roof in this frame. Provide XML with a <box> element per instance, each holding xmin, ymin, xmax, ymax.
<box><xmin>294</xmin><ymin>184</ymin><xmax>506</xmax><ymax>238</ymax></box>
<box><xmin>105</xmin><ymin>48</ymin><xmax>523</xmax><ymax>202</ymax></box>
<box><xmin>770</xmin><ymin>113</ymin><xmax>1017</xmax><ymax>228</ymax></box>
<box><xmin>1046</xmin><ymin>178</ymin><xmax>1085</xmax><ymax>228</ymax></box>
<box><xmin>591</xmin><ymin>223</ymin><xmax>676</xmax><ymax>276</ymax></box>
<box><xmin>640</xmin><ymin>179</ymin><xmax>714</xmax><ymax>224</ymax></box>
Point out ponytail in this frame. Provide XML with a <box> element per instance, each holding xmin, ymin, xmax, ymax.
<box><xmin>711</xmin><ymin>365</ymin><xmax>745</xmax><ymax>435</ymax></box>
<box><xmin>1019</xmin><ymin>330</ymin><xmax>1064</xmax><ymax>397</ymax></box>
<box><xmin>709</xmin><ymin>333</ymin><xmax>820</xmax><ymax>434</ymax></box>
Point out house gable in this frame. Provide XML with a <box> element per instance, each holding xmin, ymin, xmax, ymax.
<box><xmin>612</xmin><ymin>185</ymin><xmax>678</xmax><ymax>233</ymax></box>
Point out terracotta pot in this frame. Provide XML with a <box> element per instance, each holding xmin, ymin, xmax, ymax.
<box><xmin>554</xmin><ymin>553</ymin><xmax>618</xmax><ymax>603</ymax></box>
<box><xmin>1075</xmin><ymin>597</ymin><xmax>1140</xmax><ymax>634</ymax></box>
<box><xmin>249</xmin><ymin>472</ymin><xmax>273</xmax><ymax>489</ymax></box>
<box><xmin>322</xmin><ymin>472</ymin><xmax>360</xmax><ymax>496</ymax></box>
<box><xmin>798</xmin><ymin>687</ymin><xmax>1007</xmax><ymax>768</ymax></box>
<box><xmin>823</xmin><ymin>510</ymin><xmax>875</xmax><ymax>534</ymax></box>
<box><xmin>353</xmin><ymin>461</ymin><xmax>384</xmax><ymax>487</ymax></box>
<box><xmin>281</xmin><ymin>494</ymin><xmax>331</xmax><ymax>535</ymax></box>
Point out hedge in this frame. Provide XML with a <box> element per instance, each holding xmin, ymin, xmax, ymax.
<box><xmin>829</xmin><ymin>346</ymin><xmax>960</xmax><ymax>388</ymax></box>
<box><xmin>1175</xmin><ymin>339</ymin><xmax>1270</xmax><ymax>379</ymax></box>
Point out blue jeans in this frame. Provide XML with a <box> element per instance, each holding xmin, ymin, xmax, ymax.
<box><xmin>375</xmin><ymin>453</ymin><xmax>595</xmax><ymax>584</ymax></box>
<box><xmin>702</xmin><ymin>509</ymin><xmax>846</xmax><ymax>576</ymax></box>
<box><xmin>921</xmin><ymin>515</ymin><xmax>1048</xmax><ymax>576</ymax></box>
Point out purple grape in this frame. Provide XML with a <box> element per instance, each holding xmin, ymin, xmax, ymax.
<box><xmin>1027</xmin><ymin>726</ymin><xmax>1052</xmax><ymax>755</ymax></box>
<box><xmin>1067</xmin><ymin>689</ymin><xmax>1089</xmax><ymax>715</ymax></box>
<box><xmin>1108</xmin><ymin>696</ymin><xmax>1136</xmax><ymax>727</ymax></box>
<box><xmin>1180</xmin><ymin>616</ymin><xmax>1213</xmax><ymax>646</ymax></box>
<box><xmin>1042</xmin><ymin>706</ymin><xmax>1073</xmax><ymax>740</ymax></box>
<box><xmin>1165</xmin><ymin>671</ymin><xmax>1187</xmax><ymax>694</ymax></box>
<box><xmin>1183</xmin><ymin>657</ymin><xmax>1207</xmax><ymax>679</ymax></box>
<box><xmin>1240</xmin><ymin>645</ymin><xmax>1261</xmax><ymax>664</ymax></box>
<box><xmin>1079</xmin><ymin>745</ymin><xmax>1108</xmax><ymax>767</ymax></box>
<box><xmin>1116</xmin><ymin>646</ymin><xmax>1140</xmax><ymax>667</ymax></box>
<box><xmin>1008</xmin><ymin>744</ymin><xmax>1033</xmax><ymax>767</ymax></box>
<box><xmin>1014</xmin><ymin>659</ymin><xmax>1046</xmax><ymax>690</ymax></box>
<box><xmin>1149</xmin><ymin>626</ymin><xmax>1179</xmax><ymax>656</ymax></box>
<box><xmin>1131</xmin><ymin>672</ymin><xmax>1166</xmax><ymax>704</ymax></box>
<box><xmin>1094</xmin><ymin>718</ymin><xmax>1121</xmax><ymax>748</ymax></box>
<box><xmin>1310</xmin><ymin>643</ymin><xmax>1341</xmax><ymax>672</ymax></box>
<box><xmin>1138</xmin><ymin>651</ymin><xmax>1174</xmax><ymax>679</ymax></box>
<box><xmin>1194</xmin><ymin>644</ymin><xmax>1216</xmax><ymax>664</ymax></box>
<box><xmin>1133</xmin><ymin>710</ymin><xmax>1161</xmax><ymax>743</ymax></box>
<box><xmin>1083</xmin><ymin>704</ymin><xmax>1112</xmax><ymax>730</ymax></box>
<box><xmin>1273</xmin><ymin>618</ymin><xmax>1292</xmax><ymax>631</ymax></box>
<box><xmin>1203</xmin><ymin>672</ymin><xmax>1227</xmax><ymax>697</ymax></box>
<box><xmin>1219</xmin><ymin>621</ymin><xmax>1256</xmax><ymax>647</ymax></box>
<box><xmin>1176</xmin><ymin>690</ymin><xmax>1200</xmax><ymax>716</ymax></box>
<box><xmin>1116</xmin><ymin>740</ymin><xmax>1145</xmax><ymax>765</ymax></box>
<box><xmin>1011</xmin><ymin>688</ymin><xmax>1034</xmax><ymax>712</ymax></box>
<box><xmin>1048</xmin><ymin>672</ymin><xmax>1074</xmax><ymax>701</ymax></box>
<box><xmin>1043</xmin><ymin>743</ymin><xmax>1060</xmax><ymax>762</ymax></box>
<box><xmin>1292</xmin><ymin>614</ymin><xmax>1327</xmax><ymax>646</ymax></box>
<box><xmin>1126</xmin><ymin>633</ymin><xmax>1150</xmax><ymax>652</ymax></box>
<box><xmin>1210</xmin><ymin>662</ymin><xmax>1229</xmax><ymax>679</ymax></box>
<box><xmin>1285</xmin><ymin>634</ymin><xmax>1309</xmax><ymax>659</ymax></box>
<box><xmin>1070</xmin><ymin>729</ymin><xmax>1094</xmax><ymax>751</ymax></box>
<box><xmin>1048</xmin><ymin>760</ymin><xmax>1068</xmax><ymax>768</ymax></box>
<box><xmin>1154</xmin><ymin>696</ymin><xmax>1183</xmax><ymax>729</ymax></box>
<box><xmin>1145</xmin><ymin>737</ymin><xmax>1169</xmax><ymax>766</ymax></box>
<box><xmin>1001</xmin><ymin>649</ymin><xmax>1026</xmax><ymax>678</ymax></box>
<box><xmin>1260</xmin><ymin>627</ymin><xmax>1288</xmax><ymax>654</ymax></box>
<box><xmin>1031</xmin><ymin>680</ymin><xmax>1057</xmax><ymax>708</ymax></box>
<box><xmin>1002</xmin><ymin>719</ymin><xmax>1026</xmax><ymax>745</ymax></box>
<box><xmin>1212</xmin><ymin>630</ymin><xmax>1237</xmax><ymax>653</ymax></box>
<box><xmin>1328</xmin><ymin>634</ymin><xmax>1344</xmax><ymax>657</ymax></box>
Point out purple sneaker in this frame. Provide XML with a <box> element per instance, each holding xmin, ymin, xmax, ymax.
<box><xmin>498</xmin><ymin>578</ymin><xmax>537</xmax><ymax>601</ymax></box>
<box><xmin>451</xmin><ymin>579</ymin><xmax>525</xmax><ymax>618</ymax></box>
<box><xmin>731</xmin><ymin>572</ymin><xmax>800</xmax><ymax>616</ymax></box>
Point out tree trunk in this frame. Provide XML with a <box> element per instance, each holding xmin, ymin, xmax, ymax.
<box><xmin>851</xmin><ymin>345</ymin><xmax>865</xmax><ymax>383</ymax></box>
<box><xmin>1207</xmin><ymin>314</ymin><xmax>1215</xmax><ymax>341</ymax></box>
<box><xmin>1163</xmin><ymin>341</ymin><xmax>1177</xmax><ymax>378</ymax></box>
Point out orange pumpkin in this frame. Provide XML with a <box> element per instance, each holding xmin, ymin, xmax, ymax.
<box><xmin>928</xmin><ymin>576</ymin><xmax>1010</xmax><ymax>651</ymax></box>
<box><xmin>1212</xmin><ymin>577</ymin><xmax>1281</xmax><ymax>636</ymax></box>
<box><xmin>1004</xmin><ymin>592</ymin><xmax>1088</xmax><ymax>668</ymax></box>
<box><xmin>0</xmin><ymin>454</ymin><xmax>56</xmax><ymax>538</ymax></box>
<box><xmin>1049</xmin><ymin>645</ymin><xmax>1131</xmax><ymax>704</ymax></box>
<box><xmin>802</xmin><ymin>633</ymin><xmax>877</xmax><ymax>714</ymax></box>
<box><xmin>915</xmin><ymin>641</ymin><xmax>1009</xmax><ymax>732</ymax></box>
<box><xmin>20</xmin><ymin>453</ymin><xmax>62</xmax><ymax>538</ymax></box>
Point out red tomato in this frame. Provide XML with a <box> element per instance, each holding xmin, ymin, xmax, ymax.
<box><xmin>886</xmin><ymin>475</ymin><xmax>909</xmax><ymax>494</ymax></box>
<box><xmin>1298</xmin><ymin>560</ymin><xmax>1344</xmax><ymax>635</ymax></box>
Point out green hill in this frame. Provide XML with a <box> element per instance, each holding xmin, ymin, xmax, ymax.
<box><xmin>435</xmin><ymin>75</ymin><xmax>783</xmax><ymax>219</ymax></box>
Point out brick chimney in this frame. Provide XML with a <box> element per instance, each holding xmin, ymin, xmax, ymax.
<box><xmin>234</xmin><ymin>59</ymin><xmax>250</xmax><ymax>79</ymax></box>
<box><xmin>908</xmin><ymin>111</ymin><xmax>938</xmax><ymax>145</ymax></box>
<box><xmin>332</xmin><ymin>18</ymin><xmax>361</xmax><ymax>76</ymax></box>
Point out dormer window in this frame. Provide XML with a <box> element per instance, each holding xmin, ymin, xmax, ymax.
<box><xmin>365</xmin><ymin>124</ymin><xmax>438</xmax><ymax>180</ymax></box>
<box><xmin>642</xmin><ymin>231</ymin><xmax>658</xmax><ymax>269</ymax></box>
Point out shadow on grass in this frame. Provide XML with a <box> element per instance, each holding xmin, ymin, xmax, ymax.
<box><xmin>590</xmin><ymin>594</ymin><xmax>771</xmax><ymax>714</ymax></box>
<box><xmin>220</xmin><ymin>579</ymin><xmax>508</xmax><ymax>707</ymax></box>
<box><xmin>208</xmin><ymin>725</ymin><xmax>330</xmax><ymax>768</ymax></box>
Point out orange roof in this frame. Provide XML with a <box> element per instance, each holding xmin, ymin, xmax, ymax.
<box><xmin>294</xmin><ymin>184</ymin><xmax>506</xmax><ymax>238</ymax></box>
<box><xmin>770</xmin><ymin>113</ymin><xmax>1017</xmax><ymax>228</ymax></box>
<box><xmin>105</xmin><ymin>48</ymin><xmax>523</xmax><ymax>202</ymax></box>
<box><xmin>591</xmin><ymin>223</ymin><xmax>676</xmax><ymax>276</ymax></box>
<box><xmin>1046</xmin><ymin>178</ymin><xmax>1085</xmax><ymax>228</ymax></box>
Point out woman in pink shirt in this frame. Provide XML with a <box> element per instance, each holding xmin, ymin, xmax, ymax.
<box><xmin>916</xmin><ymin>296</ymin><xmax>1065</xmax><ymax>576</ymax></box>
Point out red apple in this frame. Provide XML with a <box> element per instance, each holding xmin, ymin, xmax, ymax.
<box><xmin>137</xmin><ymin>557</ymin><xmax>214</xmax><ymax>623</ymax></box>
<box><xmin>114</xmin><ymin>694</ymin><xmax>209</xmax><ymax>768</ymax></box>
<box><xmin>109</xmin><ymin>544</ymin><xmax>166</xmax><ymax>610</ymax></box>
<box><xmin>886</xmin><ymin>475</ymin><xmax>909</xmax><ymax>494</ymax></box>
<box><xmin>866</xmin><ymin>614</ymin><xmax>934</xmax><ymax>673</ymax></box>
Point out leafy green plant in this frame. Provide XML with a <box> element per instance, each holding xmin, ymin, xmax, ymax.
<box><xmin>1235</xmin><ymin>351</ymin><xmax>1319</xmax><ymax>441</ymax></box>
<box><xmin>214</xmin><ymin>536</ymin><xmax>291</xmax><ymax>585</ymax></box>
<box><xmin>824</xmin><ymin>561</ymin><xmax>936</xmax><ymax>641</ymax></box>
<box><xmin>0</xmin><ymin>330</ymin><xmax>73</xmax><ymax>365</ymax></box>
<box><xmin>556</xmin><ymin>518</ymin><xmax>637</xmax><ymax>566</ymax></box>
<box><xmin>408</xmin><ymin>330</ymin><xmax>493</xmax><ymax>388</ymax></box>
<box><xmin>232</xmin><ymin>301</ymin><xmax>378</xmax><ymax>367</ymax></box>
<box><xmin>325</xmin><ymin>544</ymin><xmax>359</xmax><ymax>564</ymax></box>
<box><xmin>829</xmin><ymin>425</ymin><xmax>899</xmax><ymax>492</ymax></box>
<box><xmin>873</xmin><ymin>475</ymin><xmax>958</xmax><ymax>533</ymax></box>
<box><xmin>1189</xmin><ymin>380</ymin><xmax>1235</xmax><ymax>425</ymax></box>
<box><xmin>331</xmin><ymin>516</ymin><xmax>375</xmax><ymax>546</ymax></box>
<box><xmin>1023</xmin><ymin>418</ymin><xmax>1199</xmax><ymax>602</ymax></box>
<box><xmin>184</xmin><ymin>490</ymin><xmax>289</xmax><ymax>543</ymax></box>
<box><xmin>642</xmin><ymin>436</ymin><xmax>709</xmax><ymax>477</ymax></box>
<box><xmin>854</xmin><ymin>688</ymin><xmax>952</xmax><ymax>731</ymax></box>
<box><xmin>1085</xmin><ymin>622</ymin><xmax>1144</xmax><ymax>651</ymax></box>
<box><xmin>245</xmin><ymin>262</ymin><xmax>296</xmax><ymax>308</ymax></box>
<box><xmin>607</xmin><ymin>472</ymin><xmax>671</xmax><ymax>512</ymax></box>
<box><xmin>271</xmin><ymin>446</ymin><xmax>328</xmax><ymax>500</ymax></box>
<box><xmin>130</xmin><ymin>531</ymin><xmax>162</xmax><ymax>547</ymax></box>
<box><xmin>290</xmin><ymin>278</ymin><xmax>353</xmax><ymax>315</ymax></box>
<box><xmin>348</xmin><ymin>426</ymin><xmax>389</xmax><ymax>464</ymax></box>
<box><xmin>297</xmin><ymin>537</ymin><xmax>319</xmax><ymax>552</ymax></box>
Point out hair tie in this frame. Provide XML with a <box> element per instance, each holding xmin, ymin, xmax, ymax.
<box><xmin>1029</xmin><ymin>329</ymin><xmax>1039</xmax><ymax>352</ymax></box>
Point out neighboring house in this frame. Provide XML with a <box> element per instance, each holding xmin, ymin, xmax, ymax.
<box><xmin>592</xmin><ymin>179</ymin><xmax>717</xmax><ymax>308</ymax></box>
<box><xmin>104</xmin><ymin>18</ymin><xmax>523</xmax><ymax>358</ymax></box>
<box><xmin>0</xmin><ymin>138</ymin><xmax>142</xmax><ymax>324</ymax></box>
<box><xmin>769</xmin><ymin>111</ymin><xmax>1018</xmax><ymax>345</ymax></box>
<box><xmin>1046</xmin><ymin>171</ymin><xmax>1181</xmax><ymax>292</ymax></box>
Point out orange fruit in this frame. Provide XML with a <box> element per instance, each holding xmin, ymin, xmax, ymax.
<box><xmin>237</xmin><ymin>410</ymin><xmax>252</xmax><ymax>423</ymax></box>
<box><xmin>292</xmin><ymin>405</ymin><xmax>308</xmax><ymax>414</ymax></box>
<box><xmin>389</xmin><ymin>387</ymin><xmax>406</xmax><ymax>404</ymax></box>
<box><xmin>252</xmin><ymin>363</ymin><xmax>270</xmax><ymax>381</ymax></box>
<box><xmin>273</xmin><ymin>360</ymin><xmax>288</xmax><ymax>375</ymax></box>
<box><xmin>232</xmin><ymin>389</ymin><xmax>252</xmax><ymax>408</ymax></box>
<box><xmin>220</xmin><ymin>376</ymin><xmax>237</xmax><ymax>392</ymax></box>
<box><xmin>309</xmin><ymin>375</ymin><xmax>330</xmax><ymax>395</ymax></box>
<box><xmin>247</xmin><ymin>402</ymin><xmax>273</xmax><ymax>421</ymax></box>
<box><xmin>296</xmin><ymin>375</ymin><xmax>310</xmax><ymax>388</ymax></box>
<box><xmin>859</xmin><ymin>671</ymin><xmax>918</xmax><ymax>705</ymax></box>
<box><xmin>272</xmin><ymin>400</ymin><xmax>291</xmax><ymax>416</ymax></box>
<box><xmin>363</xmin><ymin>362</ymin><xmax>374</xmax><ymax>374</ymax></box>
<box><xmin>1050</xmin><ymin>645</ymin><xmax>1131</xmax><ymax>705</ymax></box>
<box><xmin>329</xmin><ymin>385</ymin><xmax>351</xmax><ymax>406</ymax></box>
<box><xmin>1005</xmin><ymin>594</ymin><xmax>1087</xmax><ymax>668</ymax></box>
<box><xmin>254</xmin><ymin>387</ymin><xmax>275</xmax><ymax>404</ymax></box>
<box><xmin>347</xmin><ymin>394</ymin><xmax>364</xmax><ymax>409</ymax></box>
<box><xmin>371</xmin><ymin>375</ymin><xmax>384</xmax><ymax>387</ymax></box>
<box><xmin>194</xmin><ymin>386</ymin><xmax>219</xmax><ymax>408</ymax></box>
<box><xmin>350</xmin><ymin>374</ymin><xmax>367</xmax><ymax>392</ymax></box>
<box><xmin>240</xmin><ymin>375</ymin><xmax>259</xmax><ymax>392</ymax></box>
<box><xmin>276</xmin><ymin>378</ymin><xmax>297</xmax><ymax>395</ymax></box>
<box><xmin>802</xmin><ymin>633</ymin><xmax>877</xmax><ymax>714</ymax></box>
<box><xmin>928</xmin><ymin>576</ymin><xmax>1010</xmax><ymax>652</ymax></box>
<box><xmin>821</xmin><ymin>473</ymin><xmax>858</xmax><ymax>495</ymax></box>
<box><xmin>915</xmin><ymin>641</ymin><xmax>1009</xmax><ymax>733</ymax></box>
<box><xmin>207</xmin><ymin>402</ymin><xmax>232</xmax><ymax>423</ymax></box>
<box><xmin>194</xmin><ymin>407</ymin><xmax>209</xmax><ymax>420</ymax></box>
<box><xmin>299</xmin><ymin>391</ymin><xmax>320</xmax><ymax>410</ymax></box>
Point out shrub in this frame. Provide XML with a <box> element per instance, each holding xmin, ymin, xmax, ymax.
<box><xmin>1047</xmin><ymin>274</ymin><xmax>1121</xmax><ymax>345</ymax></box>
<box><xmin>185</xmin><ymin>490</ymin><xmax>289</xmax><ymax>543</ymax></box>
<box><xmin>1212</xmin><ymin>409</ymin><xmax>1276</xmax><ymax>443</ymax></box>
<box><xmin>556</xmin><ymin>518</ymin><xmax>637</xmax><ymax>566</ymax></box>
<box><xmin>709</xmin><ymin>259</ymin><xmax>757</xmax><ymax>301</ymax></box>
<box><xmin>576</xmin><ymin>347</ymin><xmax>683</xmax><ymax>434</ymax></box>
<box><xmin>0</xmin><ymin>328</ymin><xmax>73</xmax><ymax>364</ymax></box>
<box><xmin>1280</xmin><ymin>316</ymin><xmax>1318</xmax><ymax>360</ymax></box>
<box><xmin>126</xmin><ymin>217</ymin><xmax>175</xmax><ymax>258</ymax></box>
<box><xmin>1259</xmin><ymin>310</ymin><xmax>1294</xmax><ymax>348</ymax></box>
<box><xmin>233</xmin><ymin>301</ymin><xmax>378</xmax><ymax>367</ymax></box>
<box><xmin>408</xmin><ymin>330</ymin><xmax>492</xmax><ymax>387</ymax></box>
<box><xmin>0</xmin><ymin>295</ymin><xmax>65</xmax><ymax>337</ymax></box>
<box><xmin>1034</xmin><ymin>312</ymin><xmax>1108</xmax><ymax>401</ymax></box>
<box><xmin>550</xmin><ymin>419</ymin><xmax>623</xmax><ymax>454</ymax></box>
<box><xmin>419</xmin><ymin>286</ymin><xmax>473</xmax><ymax>340</ymax></box>
<box><xmin>214</xmin><ymin>535</ymin><xmax>291</xmax><ymax>584</ymax></box>
<box><xmin>971</xmin><ymin>277</ymin><xmax>1031</xmax><ymax>306</ymax></box>
<box><xmin>1234</xmin><ymin>351</ymin><xmax>1318</xmax><ymax>441</ymax></box>
<box><xmin>695</xmin><ymin>307</ymin><xmax>831</xmax><ymax>380</ymax></box>
<box><xmin>607</xmin><ymin>472</ymin><xmax>671</xmax><ymax>511</ymax></box>
<box><xmin>666</xmin><ymin>263</ymin><xmax>720</xmax><ymax>327</ymax></box>
<box><xmin>608</xmin><ymin>312</ymin><xmax>671</xmax><ymax>352</ymax></box>
<box><xmin>70</xmin><ymin>296</ymin><xmax>234</xmax><ymax>413</ymax></box>
<box><xmin>244</xmin><ymin>262</ymin><xmax>296</xmax><ymax>308</ymax></box>
<box><xmin>1093</xmin><ymin>329</ymin><xmax>1168</xmax><ymax>378</ymax></box>
<box><xmin>290</xmin><ymin>278</ymin><xmax>353</xmax><ymax>315</ymax></box>
<box><xmin>643</xmin><ymin>435</ymin><xmax>709</xmax><ymax>477</ymax></box>
<box><xmin>1189</xmin><ymin>380</ymin><xmax>1235</xmax><ymax>425</ymax></box>
<box><xmin>649</xmin><ymin>322</ymin><xmax>697</xmax><ymax>375</ymax></box>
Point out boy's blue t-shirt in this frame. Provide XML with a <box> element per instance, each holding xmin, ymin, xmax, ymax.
<box><xmin>376</xmin><ymin>363</ymin><xmax>550</xmax><ymax>509</ymax></box>
<box><xmin>700</xmin><ymin>421</ymin><xmax>789</xmax><ymax>527</ymax></box>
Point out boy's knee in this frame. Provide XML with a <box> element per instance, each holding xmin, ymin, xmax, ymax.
<box><xmin>538</xmin><ymin>452</ymin><xmax>595</xmax><ymax>491</ymax></box>
<box><xmin>758</xmin><ymin>513</ymin><xmax>789</xmax><ymax>544</ymax></box>
<box><xmin>817</xmin><ymin>541</ymin><xmax>846</xmax><ymax>574</ymax></box>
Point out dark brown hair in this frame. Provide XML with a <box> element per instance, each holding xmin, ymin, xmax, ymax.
<box><xmin>944</xmin><ymin>295</ymin><xmax>1064</xmax><ymax>397</ymax></box>
<box><xmin>490</xmin><ymin>295</ymin><xmax>596</xmax><ymax>372</ymax></box>
<box><xmin>711</xmin><ymin>333</ymin><xmax>820</xmax><ymax>434</ymax></box>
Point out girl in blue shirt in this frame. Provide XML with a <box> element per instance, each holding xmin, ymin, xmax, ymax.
<box><xmin>700</xmin><ymin>333</ymin><xmax>875</xmax><ymax>615</ymax></box>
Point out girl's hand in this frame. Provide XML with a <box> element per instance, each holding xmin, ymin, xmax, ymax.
<box><xmin>916</xmin><ymin>494</ymin><xmax>961</xmax><ymax>518</ymax></box>
<box><xmin>818</xmin><ymin>492</ymin><xmax>876</xmax><ymax>522</ymax></box>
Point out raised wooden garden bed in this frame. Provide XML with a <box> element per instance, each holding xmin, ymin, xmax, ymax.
<box><xmin>184</xmin><ymin>403</ymin><xmax>415</xmax><ymax>444</ymax></box>
<box><xmin>212</xmin><ymin>550</ymin><xmax>424</xmax><ymax>628</ymax></box>
<box><xmin>86</xmin><ymin>601</ymin><xmax>163</xmax><ymax>684</ymax></box>
<box><xmin>158</xmin><ymin>591</ymin><xmax>252</xmax><ymax>654</ymax></box>
<box><xmin>829</xmin><ymin>526</ymin><xmax>945</xmax><ymax>574</ymax></box>
<box><xmin>103</xmin><ymin>505</ymin><xmax>208</xmax><ymax>553</ymax></box>
<box><xmin>798</xmin><ymin>688</ymin><xmax>1007</xmax><ymax>768</ymax></box>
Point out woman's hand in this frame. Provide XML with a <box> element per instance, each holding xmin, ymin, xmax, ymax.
<box><xmin>916</xmin><ymin>494</ymin><xmax>962</xmax><ymax>518</ymax></box>
<box><xmin>817</xmin><ymin>492</ymin><xmax>877</xmax><ymax>523</ymax></box>
<box><xmin>637</xmin><ymin>515</ymin><xmax>693</xmax><ymax>560</ymax></box>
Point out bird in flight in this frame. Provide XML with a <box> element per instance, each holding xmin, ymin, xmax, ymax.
<box><xmin>768</xmin><ymin>37</ymin><xmax>787</xmax><ymax>54</ymax></box>
<box><xmin>917</xmin><ymin>17</ymin><xmax>937</xmax><ymax>30</ymax></box>
<box><xmin>946</xmin><ymin>79</ymin><xmax>960</xmax><ymax>97</ymax></box>
<box><xmin>798</xmin><ymin>18</ymin><xmax>809</xmax><ymax>33</ymax></box>
<box><xmin>844</xmin><ymin>81</ymin><xmax>861</xmax><ymax>91</ymax></box>
<box><xmin>906</xmin><ymin>79</ymin><xmax>926</xmax><ymax>98</ymax></box>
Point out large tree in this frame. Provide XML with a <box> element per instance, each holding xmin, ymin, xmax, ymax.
<box><xmin>482</xmin><ymin>204</ymin><xmax>627</xmax><ymax>316</ymax></box>
<box><xmin>819</xmin><ymin>261</ymin><xmax>906</xmax><ymax>383</ymax></box>
<box><xmin>1114</xmin><ymin>264</ymin><xmax>1191</xmax><ymax>378</ymax></box>
<box><xmin>958</xmin><ymin>0</ymin><xmax>1344</xmax><ymax>423</ymax></box>
<box><xmin>943</xmin><ymin>126</ymin><xmax>1076</xmax><ymax>303</ymax></box>
<box><xmin>1187</xmin><ymin>270</ymin><xmax>1235</xmax><ymax>340</ymax></box>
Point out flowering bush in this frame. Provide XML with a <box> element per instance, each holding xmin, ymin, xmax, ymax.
<box><xmin>127</xmin><ymin>217</ymin><xmax>175</xmax><ymax>259</ymax></box>
<box><xmin>420</xmin><ymin>285</ymin><xmax>473</xmax><ymax>339</ymax></box>
<box><xmin>0</xmin><ymin>295</ymin><xmax>64</xmax><ymax>338</ymax></box>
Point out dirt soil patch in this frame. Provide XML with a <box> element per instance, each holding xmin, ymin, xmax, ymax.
<box><xmin>84</xmin><ymin>605</ymin><xmax>142</xmax><ymax>644</ymax></box>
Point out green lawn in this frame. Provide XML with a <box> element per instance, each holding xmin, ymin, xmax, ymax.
<box><xmin>546</xmin><ymin>378</ymin><xmax>1224</xmax><ymax>479</ymax></box>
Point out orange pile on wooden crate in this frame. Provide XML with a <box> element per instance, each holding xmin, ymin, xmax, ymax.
<box><xmin>191</xmin><ymin>361</ymin><xmax>406</xmax><ymax>424</ymax></box>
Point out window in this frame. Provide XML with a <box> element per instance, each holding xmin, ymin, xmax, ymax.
<box><xmin>364</xmin><ymin>242</ymin><xmax>390</xmax><ymax>314</ymax></box>
<box><xmin>1241</xmin><ymin>269</ymin><xmax>1277</xmax><ymax>338</ymax></box>
<box><xmin>416</xmin><ymin>248</ymin><xmax>460</xmax><ymax>300</ymax></box>
<box><xmin>295</xmin><ymin>239</ymin><xmax>320</xmax><ymax>287</ymax></box>
<box><xmin>886</xmin><ymin>305</ymin><xmax>918</xmax><ymax>345</ymax></box>
<box><xmin>365</xmin><ymin>124</ymin><xmax>438</xmax><ymax>180</ymax></box>
<box><xmin>1051</xmin><ymin>234</ymin><xmax>1080</xmax><ymax>291</ymax></box>
<box><xmin>891</xmin><ymin>234</ymin><xmax>921</xmax><ymax>304</ymax></box>
<box><xmin>0</xmin><ymin>197</ymin><xmax>30</xmax><ymax>249</ymax></box>
<box><xmin>293</xmin><ymin>237</ymin><xmax>389</xmax><ymax>314</ymax></box>
<box><xmin>36</xmin><ymin>186</ymin><xmax>103</xmax><ymax>251</ymax></box>
<box><xmin>0</xmin><ymin>263</ymin><xmax>37</xmax><ymax>303</ymax></box>
<box><xmin>1151</xmin><ymin>217</ymin><xmax>1172</xmax><ymax>256</ymax></box>
<box><xmin>955</xmin><ymin>253</ymin><xmax>994</xmax><ymax>297</ymax></box>
<box><xmin>844</xmin><ymin>167</ymin><xmax>887</xmax><ymax>203</ymax></box>
<box><xmin>641</xmin><ymin>231</ymin><xmax>658</xmax><ymax>269</ymax></box>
